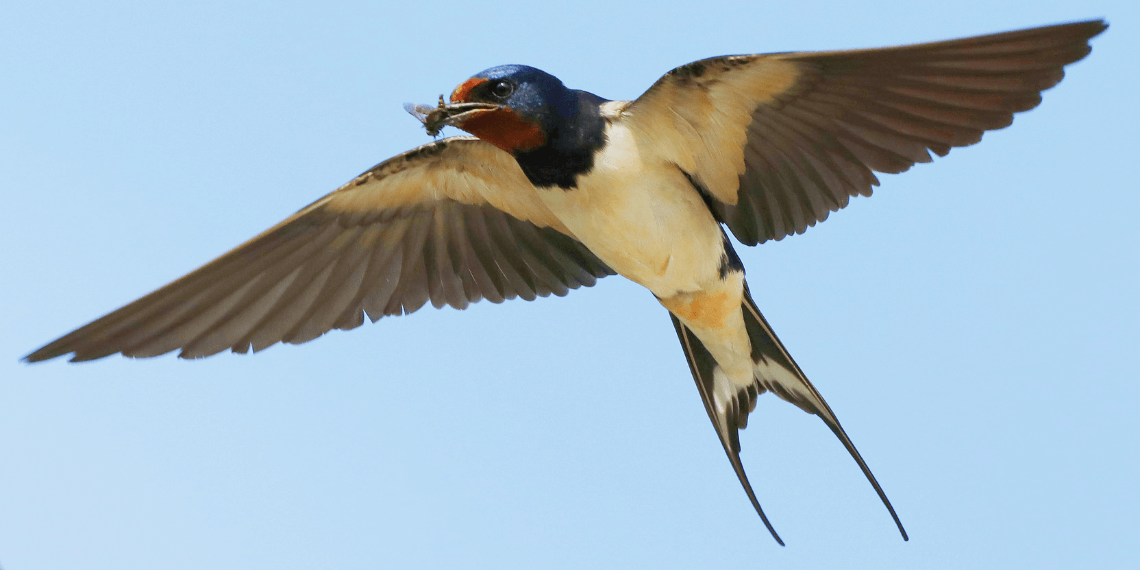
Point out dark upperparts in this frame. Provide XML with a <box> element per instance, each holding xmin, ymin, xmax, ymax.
<box><xmin>449</xmin><ymin>65</ymin><xmax>607</xmax><ymax>190</ymax></box>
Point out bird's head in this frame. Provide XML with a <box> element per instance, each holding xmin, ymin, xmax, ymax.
<box><xmin>419</xmin><ymin>65</ymin><xmax>578</xmax><ymax>153</ymax></box>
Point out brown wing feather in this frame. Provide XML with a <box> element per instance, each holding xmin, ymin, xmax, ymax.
<box><xmin>26</xmin><ymin>137</ymin><xmax>613</xmax><ymax>363</ymax></box>
<box><xmin>626</xmin><ymin>20</ymin><xmax>1106</xmax><ymax>245</ymax></box>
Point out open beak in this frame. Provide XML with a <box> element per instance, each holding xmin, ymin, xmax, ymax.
<box><xmin>404</xmin><ymin>96</ymin><xmax>501</xmax><ymax>136</ymax></box>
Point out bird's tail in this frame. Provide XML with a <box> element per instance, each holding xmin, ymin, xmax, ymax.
<box><xmin>670</xmin><ymin>281</ymin><xmax>907</xmax><ymax>543</ymax></box>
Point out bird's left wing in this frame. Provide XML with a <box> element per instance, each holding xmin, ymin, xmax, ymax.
<box><xmin>622</xmin><ymin>20</ymin><xmax>1106</xmax><ymax>245</ymax></box>
<box><xmin>27</xmin><ymin>137</ymin><xmax>613</xmax><ymax>363</ymax></box>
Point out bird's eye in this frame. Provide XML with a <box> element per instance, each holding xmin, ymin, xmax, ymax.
<box><xmin>491</xmin><ymin>80</ymin><xmax>514</xmax><ymax>99</ymax></box>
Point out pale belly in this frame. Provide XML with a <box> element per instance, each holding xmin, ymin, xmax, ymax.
<box><xmin>534</xmin><ymin>123</ymin><xmax>757</xmax><ymax>388</ymax></box>
<box><xmin>534</xmin><ymin>126</ymin><xmax>726</xmax><ymax>298</ymax></box>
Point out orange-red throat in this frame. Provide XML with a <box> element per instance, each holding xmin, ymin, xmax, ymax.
<box><xmin>452</xmin><ymin>108</ymin><xmax>545</xmax><ymax>153</ymax></box>
<box><xmin>449</xmin><ymin>78</ymin><xmax>546</xmax><ymax>153</ymax></box>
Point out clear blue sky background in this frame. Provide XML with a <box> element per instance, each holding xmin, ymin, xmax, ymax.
<box><xmin>2</xmin><ymin>1</ymin><xmax>1136</xmax><ymax>569</ymax></box>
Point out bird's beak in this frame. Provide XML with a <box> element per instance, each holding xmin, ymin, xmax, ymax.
<box><xmin>405</xmin><ymin>96</ymin><xmax>502</xmax><ymax>136</ymax></box>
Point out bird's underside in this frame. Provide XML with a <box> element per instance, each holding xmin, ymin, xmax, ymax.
<box><xmin>26</xmin><ymin>19</ymin><xmax>1105</xmax><ymax>545</ymax></box>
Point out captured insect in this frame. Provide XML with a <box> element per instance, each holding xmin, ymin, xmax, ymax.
<box><xmin>404</xmin><ymin>94</ymin><xmax>501</xmax><ymax>137</ymax></box>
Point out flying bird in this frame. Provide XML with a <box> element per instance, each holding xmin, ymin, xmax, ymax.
<box><xmin>26</xmin><ymin>20</ymin><xmax>1106</xmax><ymax>544</ymax></box>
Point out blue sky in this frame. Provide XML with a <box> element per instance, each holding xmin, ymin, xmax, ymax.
<box><xmin>2</xmin><ymin>1</ymin><xmax>1136</xmax><ymax>568</ymax></box>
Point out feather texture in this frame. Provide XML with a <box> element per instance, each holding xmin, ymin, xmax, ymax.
<box><xmin>26</xmin><ymin>138</ymin><xmax>613</xmax><ymax>362</ymax></box>
<box><xmin>627</xmin><ymin>20</ymin><xmax>1106</xmax><ymax>244</ymax></box>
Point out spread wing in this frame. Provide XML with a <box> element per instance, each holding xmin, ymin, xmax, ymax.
<box><xmin>624</xmin><ymin>20</ymin><xmax>1106</xmax><ymax>245</ymax></box>
<box><xmin>26</xmin><ymin>137</ymin><xmax>613</xmax><ymax>363</ymax></box>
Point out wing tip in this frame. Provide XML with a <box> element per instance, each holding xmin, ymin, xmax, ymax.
<box><xmin>20</xmin><ymin>353</ymin><xmax>45</xmax><ymax>364</ymax></box>
<box><xmin>21</xmin><ymin>349</ymin><xmax>47</xmax><ymax>364</ymax></box>
<box><xmin>1084</xmin><ymin>19</ymin><xmax>1109</xmax><ymax>37</ymax></box>
<box><xmin>23</xmin><ymin>343</ymin><xmax>84</xmax><ymax>364</ymax></box>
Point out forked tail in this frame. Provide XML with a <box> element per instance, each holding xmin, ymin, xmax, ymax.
<box><xmin>669</xmin><ymin>281</ymin><xmax>907</xmax><ymax>544</ymax></box>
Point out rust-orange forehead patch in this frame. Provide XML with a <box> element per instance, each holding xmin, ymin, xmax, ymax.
<box><xmin>450</xmin><ymin>77</ymin><xmax>486</xmax><ymax>103</ymax></box>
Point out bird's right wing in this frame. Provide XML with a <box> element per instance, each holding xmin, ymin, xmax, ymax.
<box><xmin>624</xmin><ymin>20</ymin><xmax>1106</xmax><ymax>245</ymax></box>
<box><xmin>27</xmin><ymin>137</ymin><xmax>613</xmax><ymax>363</ymax></box>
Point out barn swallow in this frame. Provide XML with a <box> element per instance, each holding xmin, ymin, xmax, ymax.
<box><xmin>26</xmin><ymin>20</ymin><xmax>1105</xmax><ymax>544</ymax></box>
